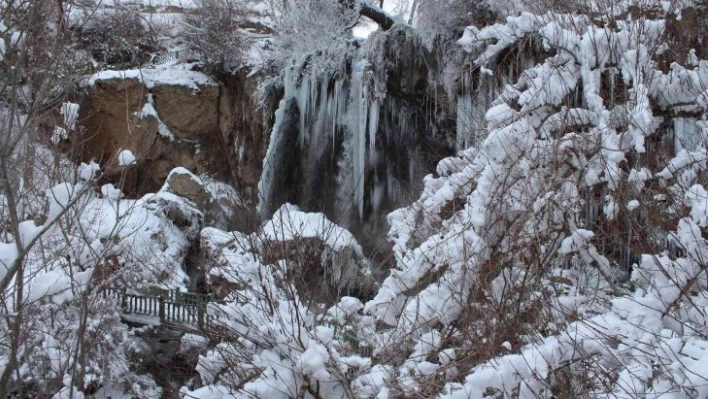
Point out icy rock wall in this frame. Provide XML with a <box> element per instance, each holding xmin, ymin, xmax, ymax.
<box><xmin>258</xmin><ymin>30</ymin><xmax>453</xmax><ymax>254</ymax></box>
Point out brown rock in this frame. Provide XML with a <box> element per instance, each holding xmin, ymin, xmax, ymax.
<box><xmin>66</xmin><ymin>65</ymin><xmax>271</xmax><ymax>202</ymax></box>
<box><xmin>73</xmin><ymin>76</ymin><xmax>237</xmax><ymax>195</ymax></box>
<box><xmin>164</xmin><ymin>168</ymin><xmax>210</xmax><ymax>210</ymax></box>
<box><xmin>222</xmin><ymin>71</ymin><xmax>274</xmax><ymax>193</ymax></box>
<box><xmin>78</xmin><ymin>78</ymin><xmax>157</xmax><ymax>166</ymax></box>
<box><xmin>152</xmin><ymin>84</ymin><xmax>220</xmax><ymax>138</ymax></box>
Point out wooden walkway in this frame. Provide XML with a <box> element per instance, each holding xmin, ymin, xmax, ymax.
<box><xmin>103</xmin><ymin>288</ymin><xmax>221</xmax><ymax>331</ymax></box>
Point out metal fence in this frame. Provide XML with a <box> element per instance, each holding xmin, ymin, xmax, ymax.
<box><xmin>103</xmin><ymin>288</ymin><xmax>219</xmax><ymax>330</ymax></box>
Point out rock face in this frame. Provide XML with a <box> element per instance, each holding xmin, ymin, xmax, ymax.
<box><xmin>258</xmin><ymin>28</ymin><xmax>455</xmax><ymax>259</ymax></box>
<box><xmin>152</xmin><ymin>85</ymin><xmax>222</xmax><ymax>138</ymax></box>
<box><xmin>222</xmin><ymin>71</ymin><xmax>274</xmax><ymax>194</ymax></box>
<box><xmin>68</xmin><ymin>32</ymin><xmax>454</xmax><ymax>257</ymax></box>
<box><xmin>75</xmin><ymin>66</ymin><xmax>267</xmax><ymax>197</ymax></box>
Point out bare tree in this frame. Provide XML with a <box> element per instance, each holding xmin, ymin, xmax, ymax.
<box><xmin>0</xmin><ymin>2</ymin><xmax>152</xmax><ymax>396</ymax></box>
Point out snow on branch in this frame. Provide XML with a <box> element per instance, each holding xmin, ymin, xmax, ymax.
<box><xmin>339</xmin><ymin>0</ymin><xmax>395</xmax><ymax>30</ymax></box>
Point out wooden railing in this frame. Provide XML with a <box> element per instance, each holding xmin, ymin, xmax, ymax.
<box><xmin>103</xmin><ymin>288</ymin><xmax>221</xmax><ymax>330</ymax></box>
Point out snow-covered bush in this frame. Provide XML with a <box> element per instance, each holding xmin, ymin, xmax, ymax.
<box><xmin>357</xmin><ymin>4</ymin><xmax>708</xmax><ymax>397</ymax></box>
<box><xmin>74</xmin><ymin>4</ymin><xmax>156</xmax><ymax>68</ymax></box>
<box><xmin>412</xmin><ymin>0</ymin><xmax>501</xmax><ymax>41</ymax></box>
<box><xmin>0</xmin><ymin>169</ymin><xmax>184</xmax><ymax>396</ymax></box>
<box><xmin>194</xmin><ymin>1</ymin><xmax>708</xmax><ymax>397</ymax></box>
<box><xmin>179</xmin><ymin>0</ymin><xmax>260</xmax><ymax>73</ymax></box>
<box><xmin>255</xmin><ymin>0</ymin><xmax>361</xmax><ymax>90</ymax></box>
<box><xmin>182</xmin><ymin>204</ymin><xmax>377</xmax><ymax>397</ymax></box>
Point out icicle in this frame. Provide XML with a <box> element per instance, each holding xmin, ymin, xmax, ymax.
<box><xmin>358</xmin><ymin>85</ymin><xmax>369</xmax><ymax>219</ymax></box>
<box><xmin>674</xmin><ymin>117</ymin><xmax>699</xmax><ymax>153</ymax></box>
<box><xmin>371</xmin><ymin>182</ymin><xmax>385</xmax><ymax>213</ymax></box>
<box><xmin>310</xmin><ymin>73</ymin><xmax>319</xmax><ymax>141</ymax></box>
<box><xmin>325</xmin><ymin>78</ymin><xmax>343</xmax><ymax>153</ymax></box>
<box><xmin>296</xmin><ymin>74</ymin><xmax>309</xmax><ymax>148</ymax></box>
<box><xmin>258</xmin><ymin>99</ymin><xmax>288</xmax><ymax>218</ymax></box>
<box><xmin>456</xmin><ymin>93</ymin><xmax>474</xmax><ymax>150</ymax></box>
<box><xmin>369</xmin><ymin>100</ymin><xmax>380</xmax><ymax>154</ymax></box>
<box><xmin>283</xmin><ymin>65</ymin><xmax>295</xmax><ymax>99</ymax></box>
<box><xmin>258</xmin><ymin>66</ymin><xmax>296</xmax><ymax>218</ymax></box>
<box><xmin>350</xmin><ymin>59</ymin><xmax>369</xmax><ymax>219</ymax></box>
<box><xmin>313</xmin><ymin>76</ymin><xmax>329</xmax><ymax>148</ymax></box>
<box><xmin>333</xmin><ymin>79</ymin><xmax>342</xmax><ymax>133</ymax></box>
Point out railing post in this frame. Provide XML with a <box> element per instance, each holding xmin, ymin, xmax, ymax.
<box><xmin>121</xmin><ymin>287</ymin><xmax>127</xmax><ymax>312</ymax></box>
<box><xmin>159</xmin><ymin>294</ymin><xmax>165</xmax><ymax>323</ymax></box>
<box><xmin>198</xmin><ymin>305</ymin><xmax>205</xmax><ymax>330</ymax></box>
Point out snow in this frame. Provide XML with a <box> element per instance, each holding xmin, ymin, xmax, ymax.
<box><xmin>164</xmin><ymin>167</ymin><xmax>202</xmax><ymax>185</ymax></box>
<box><xmin>141</xmin><ymin>94</ymin><xmax>175</xmax><ymax>140</ymax></box>
<box><xmin>686</xmin><ymin>184</ymin><xmax>708</xmax><ymax>226</ymax></box>
<box><xmin>78</xmin><ymin>161</ymin><xmax>101</xmax><ymax>182</ymax></box>
<box><xmin>180</xmin><ymin>385</ymin><xmax>232</xmax><ymax>399</ymax></box>
<box><xmin>25</xmin><ymin>269</ymin><xmax>73</xmax><ymax>304</ymax></box>
<box><xmin>180</xmin><ymin>333</ymin><xmax>209</xmax><ymax>353</ymax></box>
<box><xmin>0</xmin><ymin>242</ymin><xmax>18</xmax><ymax>285</ymax></box>
<box><xmin>53</xmin><ymin>385</ymin><xmax>84</xmax><ymax>399</ymax></box>
<box><xmin>119</xmin><ymin>314</ymin><xmax>162</xmax><ymax>326</ymax></box>
<box><xmin>327</xmin><ymin>296</ymin><xmax>364</xmax><ymax>324</ymax></box>
<box><xmin>262</xmin><ymin>204</ymin><xmax>363</xmax><ymax>253</ymax></box>
<box><xmin>627</xmin><ymin>199</ymin><xmax>640</xmax><ymax>211</ymax></box>
<box><xmin>87</xmin><ymin>62</ymin><xmax>216</xmax><ymax>90</ymax></box>
<box><xmin>60</xmin><ymin>102</ymin><xmax>79</xmax><ymax>130</ymax></box>
<box><xmin>100</xmin><ymin>183</ymin><xmax>123</xmax><ymax>200</ymax></box>
<box><xmin>117</xmin><ymin>149</ymin><xmax>137</xmax><ymax>166</ymax></box>
<box><xmin>49</xmin><ymin>100</ymin><xmax>80</xmax><ymax>146</ymax></box>
<box><xmin>51</xmin><ymin>127</ymin><xmax>68</xmax><ymax>145</ymax></box>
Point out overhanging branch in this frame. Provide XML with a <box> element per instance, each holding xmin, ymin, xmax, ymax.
<box><xmin>340</xmin><ymin>0</ymin><xmax>395</xmax><ymax>31</ymax></box>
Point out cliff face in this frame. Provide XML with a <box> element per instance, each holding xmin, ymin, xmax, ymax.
<box><xmin>72</xmin><ymin>65</ymin><xmax>267</xmax><ymax>200</ymax></box>
<box><xmin>68</xmin><ymin>28</ymin><xmax>458</xmax><ymax>257</ymax></box>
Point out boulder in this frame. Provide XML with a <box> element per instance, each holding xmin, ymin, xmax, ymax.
<box><xmin>160</xmin><ymin>167</ymin><xmax>258</xmax><ymax>233</ymax></box>
<box><xmin>163</xmin><ymin>168</ymin><xmax>211</xmax><ymax>211</ymax></box>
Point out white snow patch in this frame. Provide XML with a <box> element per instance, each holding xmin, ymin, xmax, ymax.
<box><xmin>87</xmin><ymin>62</ymin><xmax>216</xmax><ymax>91</ymax></box>
<box><xmin>117</xmin><ymin>149</ymin><xmax>137</xmax><ymax>166</ymax></box>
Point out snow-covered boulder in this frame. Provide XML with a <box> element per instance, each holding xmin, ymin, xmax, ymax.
<box><xmin>162</xmin><ymin>167</ymin><xmax>211</xmax><ymax>210</ymax></box>
<box><xmin>161</xmin><ymin>167</ymin><xmax>254</xmax><ymax>232</ymax></box>
<box><xmin>259</xmin><ymin>204</ymin><xmax>376</xmax><ymax>302</ymax></box>
<box><xmin>203</xmin><ymin>204</ymin><xmax>376</xmax><ymax>303</ymax></box>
